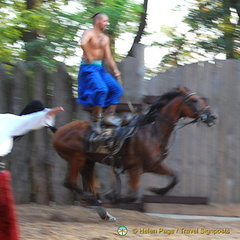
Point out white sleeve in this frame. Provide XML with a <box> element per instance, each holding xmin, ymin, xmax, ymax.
<box><xmin>11</xmin><ymin>108</ymin><xmax>55</xmax><ymax>136</ymax></box>
<box><xmin>0</xmin><ymin>109</ymin><xmax>55</xmax><ymax>156</ymax></box>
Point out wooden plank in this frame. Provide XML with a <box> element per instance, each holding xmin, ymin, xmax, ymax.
<box><xmin>10</xmin><ymin>62</ymin><xmax>32</xmax><ymax>204</ymax></box>
<box><xmin>31</xmin><ymin>62</ymin><xmax>50</xmax><ymax>204</ymax></box>
<box><xmin>101</xmin><ymin>195</ymin><xmax>208</xmax><ymax>213</ymax></box>
<box><xmin>234</xmin><ymin>60</ymin><xmax>240</xmax><ymax>202</ymax></box>
<box><xmin>101</xmin><ymin>195</ymin><xmax>209</xmax><ymax>213</ymax></box>
<box><xmin>224</xmin><ymin>60</ymin><xmax>240</xmax><ymax>203</ymax></box>
<box><xmin>50</xmin><ymin>62</ymin><xmax>75</xmax><ymax>205</ymax></box>
<box><xmin>214</xmin><ymin>60</ymin><xmax>230</xmax><ymax>203</ymax></box>
<box><xmin>83</xmin><ymin>103</ymin><xmax>142</xmax><ymax>113</ymax></box>
<box><xmin>101</xmin><ymin>202</ymin><xmax>144</xmax><ymax>212</ymax></box>
<box><xmin>143</xmin><ymin>195</ymin><xmax>209</xmax><ymax>205</ymax></box>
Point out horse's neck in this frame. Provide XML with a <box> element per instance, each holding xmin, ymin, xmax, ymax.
<box><xmin>161</xmin><ymin>97</ymin><xmax>183</xmax><ymax>125</ymax></box>
<box><xmin>155</xmin><ymin>97</ymin><xmax>183</xmax><ymax>140</ymax></box>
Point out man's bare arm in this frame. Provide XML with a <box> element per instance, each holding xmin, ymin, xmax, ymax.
<box><xmin>80</xmin><ymin>30</ymin><xmax>94</xmax><ymax>63</ymax></box>
<box><xmin>104</xmin><ymin>36</ymin><xmax>121</xmax><ymax>78</ymax></box>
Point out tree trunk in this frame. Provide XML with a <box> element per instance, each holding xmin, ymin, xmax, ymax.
<box><xmin>127</xmin><ymin>0</ymin><xmax>148</xmax><ymax>57</ymax></box>
<box><xmin>230</xmin><ymin>0</ymin><xmax>240</xmax><ymax>25</ymax></box>
<box><xmin>22</xmin><ymin>0</ymin><xmax>41</xmax><ymax>62</ymax></box>
<box><xmin>0</xmin><ymin>63</ymin><xmax>10</xmax><ymax>112</ymax></box>
<box><xmin>223</xmin><ymin>0</ymin><xmax>235</xmax><ymax>58</ymax></box>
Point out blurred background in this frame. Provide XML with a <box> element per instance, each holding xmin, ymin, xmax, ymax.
<box><xmin>0</xmin><ymin>0</ymin><xmax>240</xmax><ymax>206</ymax></box>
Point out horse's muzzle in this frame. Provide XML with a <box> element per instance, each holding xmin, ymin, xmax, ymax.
<box><xmin>201</xmin><ymin>113</ymin><xmax>218</xmax><ymax>127</ymax></box>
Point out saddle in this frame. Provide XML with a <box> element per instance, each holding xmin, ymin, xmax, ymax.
<box><xmin>85</xmin><ymin>114</ymin><xmax>139</xmax><ymax>155</ymax></box>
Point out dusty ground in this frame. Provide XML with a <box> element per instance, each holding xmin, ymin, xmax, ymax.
<box><xmin>16</xmin><ymin>203</ymin><xmax>240</xmax><ymax>240</ymax></box>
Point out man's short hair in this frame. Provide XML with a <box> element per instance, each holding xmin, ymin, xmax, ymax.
<box><xmin>91</xmin><ymin>12</ymin><xmax>105</xmax><ymax>22</ymax></box>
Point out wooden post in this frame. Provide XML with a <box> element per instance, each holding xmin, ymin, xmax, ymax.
<box><xmin>119</xmin><ymin>43</ymin><xmax>145</xmax><ymax>105</ymax></box>
<box><xmin>10</xmin><ymin>61</ymin><xmax>32</xmax><ymax>203</ymax></box>
<box><xmin>50</xmin><ymin>62</ymin><xmax>74</xmax><ymax>204</ymax></box>
<box><xmin>30</xmin><ymin>62</ymin><xmax>50</xmax><ymax>204</ymax></box>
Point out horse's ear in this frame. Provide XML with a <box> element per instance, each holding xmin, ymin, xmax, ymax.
<box><xmin>178</xmin><ymin>86</ymin><xmax>186</xmax><ymax>93</ymax></box>
<box><xmin>178</xmin><ymin>86</ymin><xmax>191</xmax><ymax>94</ymax></box>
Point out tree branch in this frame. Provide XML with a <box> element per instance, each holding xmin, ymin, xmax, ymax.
<box><xmin>127</xmin><ymin>0</ymin><xmax>148</xmax><ymax>57</ymax></box>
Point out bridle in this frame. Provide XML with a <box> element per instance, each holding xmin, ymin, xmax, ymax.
<box><xmin>183</xmin><ymin>92</ymin><xmax>197</xmax><ymax>100</ymax></box>
<box><xmin>154</xmin><ymin>91</ymin><xmax>212</xmax><ymax>155</ymax></box>
<box><xmin>155</xmin><ymin>91</ymin><xmax>211</xmax><ymax>128</ymax></box>
<box><xmin>182</xmin><ymin>92</ymin><xmax>211</xmax><ymax>123</ymax></box>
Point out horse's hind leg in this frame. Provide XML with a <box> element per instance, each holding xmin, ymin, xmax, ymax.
<box><xmin>148</xmin><ymin>163</ymin><xmax>178</xmax><ymax>195</ymax></box>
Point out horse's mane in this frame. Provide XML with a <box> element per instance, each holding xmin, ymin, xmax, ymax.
<box><xmin>138</xmin><ymin>88</ymin><xmax>181</xmax><ymax>126</ymax></box>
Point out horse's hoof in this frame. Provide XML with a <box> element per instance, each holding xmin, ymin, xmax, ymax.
<box><xmin>105</xmin><ymin>212</ymin><xmax>117</xmax><ymax>222</ymax></box>
<box><xmin>91</xmin><ymin>206</ymin><xmax>116</xmax><ymax>222</ymax></box>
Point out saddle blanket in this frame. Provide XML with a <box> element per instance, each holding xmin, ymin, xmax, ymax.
<box><xmin>86</xmin><ymin>118</ymin><xmax>139</xmax><ymax>155</ymax></box>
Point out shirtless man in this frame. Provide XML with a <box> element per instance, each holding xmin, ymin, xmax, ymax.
<box><xmin>76</xmin><ymin>13</ymin><xmax>123</xmax><ymax>134</ymax></box>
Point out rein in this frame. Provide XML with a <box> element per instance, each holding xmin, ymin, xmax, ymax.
<box><xmin>160</xmin><ymin>91</ymin><xmax>211</xmax><ymax>127</ymax></box>
<box><xmin>153</xmin><ymin>91</ymin><xmax>200</xmax><ymax>127</ymax></box>
<box><xmin>153</xmin><ymin>91</ymin><xmax>207</xmax><ymax>155</ymax></box>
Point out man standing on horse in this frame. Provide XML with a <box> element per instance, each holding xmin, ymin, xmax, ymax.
<box><xmin>76</xmin><ymin>12</ymin><xmax>123</xmax><ymax>134</ymax></box>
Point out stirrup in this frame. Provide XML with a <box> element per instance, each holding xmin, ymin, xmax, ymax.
<box><xmin>103</xmin><ymin>114</ymin><xmax>121</xmax><ymax>127</ymax></box>
<box><xmin>121</xmin><ymin>113</ymin><xmax>135</xmax><ymax>126</ymax></box>
<box><xmin>91</xmin><ymin>121</ymin><xmax>102</xmax><ymax>135</ymax></box>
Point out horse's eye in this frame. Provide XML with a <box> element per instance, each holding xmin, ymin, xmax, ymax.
<box><xmin>190</xmin><ymin>99</ymin><xmax>198</xmax><ymax>103</ymax></box>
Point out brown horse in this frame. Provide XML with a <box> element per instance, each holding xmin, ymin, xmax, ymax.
<box><xmin>52</xmin><ymin>86</ymin><xmax>217</xmax><ymax>221</ymax></box>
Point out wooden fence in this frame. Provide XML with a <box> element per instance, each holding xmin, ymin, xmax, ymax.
<box><xmin>0</xmin><ymin>61</ymin><xmax>76</xmax><ymax>204</ymax></box>
<box><xmin>0</xmin><ymin>52</ymin><xmax>240</xmax><ymax>204</ymax></box>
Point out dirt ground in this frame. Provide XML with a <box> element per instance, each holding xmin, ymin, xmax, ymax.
<box><xmin>16</xmin><ymin>203</ymin><xmax>240</xmax><ymax>240</ymax></box>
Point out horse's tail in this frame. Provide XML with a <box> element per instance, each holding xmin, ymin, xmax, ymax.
<box><xmin>48</xmin><ymin>126</ymin><xmax>58</xmax><ymax>133</ymax></box>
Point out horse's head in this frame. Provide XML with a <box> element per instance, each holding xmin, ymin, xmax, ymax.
<box><xmin>178</xmin><ymin>86</ymin><xmax>217</xmax><ymax>127</ymax></box>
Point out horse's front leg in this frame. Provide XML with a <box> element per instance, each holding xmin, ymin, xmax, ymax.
<box><xmin>81</xmin><ymin>160</ymin><xmax>116</xmax><ymax>222</ymax></box>
<box><xmin>148</xmin><ymin>163</ymin><xmax>178</xmax><ymax>195</ymax></box>
<box><xmin>64</xmin><ymin>157</ymin><xmax>116</xmax><ymax>222</ymax></box>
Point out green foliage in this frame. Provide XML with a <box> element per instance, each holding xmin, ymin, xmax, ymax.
<box><xmin>158</xmin><ymin>0</ymin><xmax>240</xmax><ymax>70</ymax></box>
<box><xmin>152</xmin><ymin>26</ymin><xmax>194</xmax><ymax>71</ymax></box>
<box><xmin>184</xmin><ymin>0</ymin><xmax>240</xmax><ymax>59</ymax></box>
<box><xmin>0</xmin><ymin>0</ymin><xmax>143</xmax><ymax>72</ymax></box>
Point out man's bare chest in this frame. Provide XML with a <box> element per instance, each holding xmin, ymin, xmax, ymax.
<box><xmin>90</xmin><ymin>35</ymin><xmax>106</xmax><ymax>48</ymax></box>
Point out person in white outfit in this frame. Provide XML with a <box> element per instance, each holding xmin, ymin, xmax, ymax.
<box><xmin>0</xmin><ymin>101</ymin><xmax>64</xmax><ymax>157</ymax></box>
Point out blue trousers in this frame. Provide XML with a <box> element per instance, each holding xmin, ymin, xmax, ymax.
<box><xmin>77</xmin><ymin>63</ymin><xmax>123</xmax><ymax>108</ymax></box>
